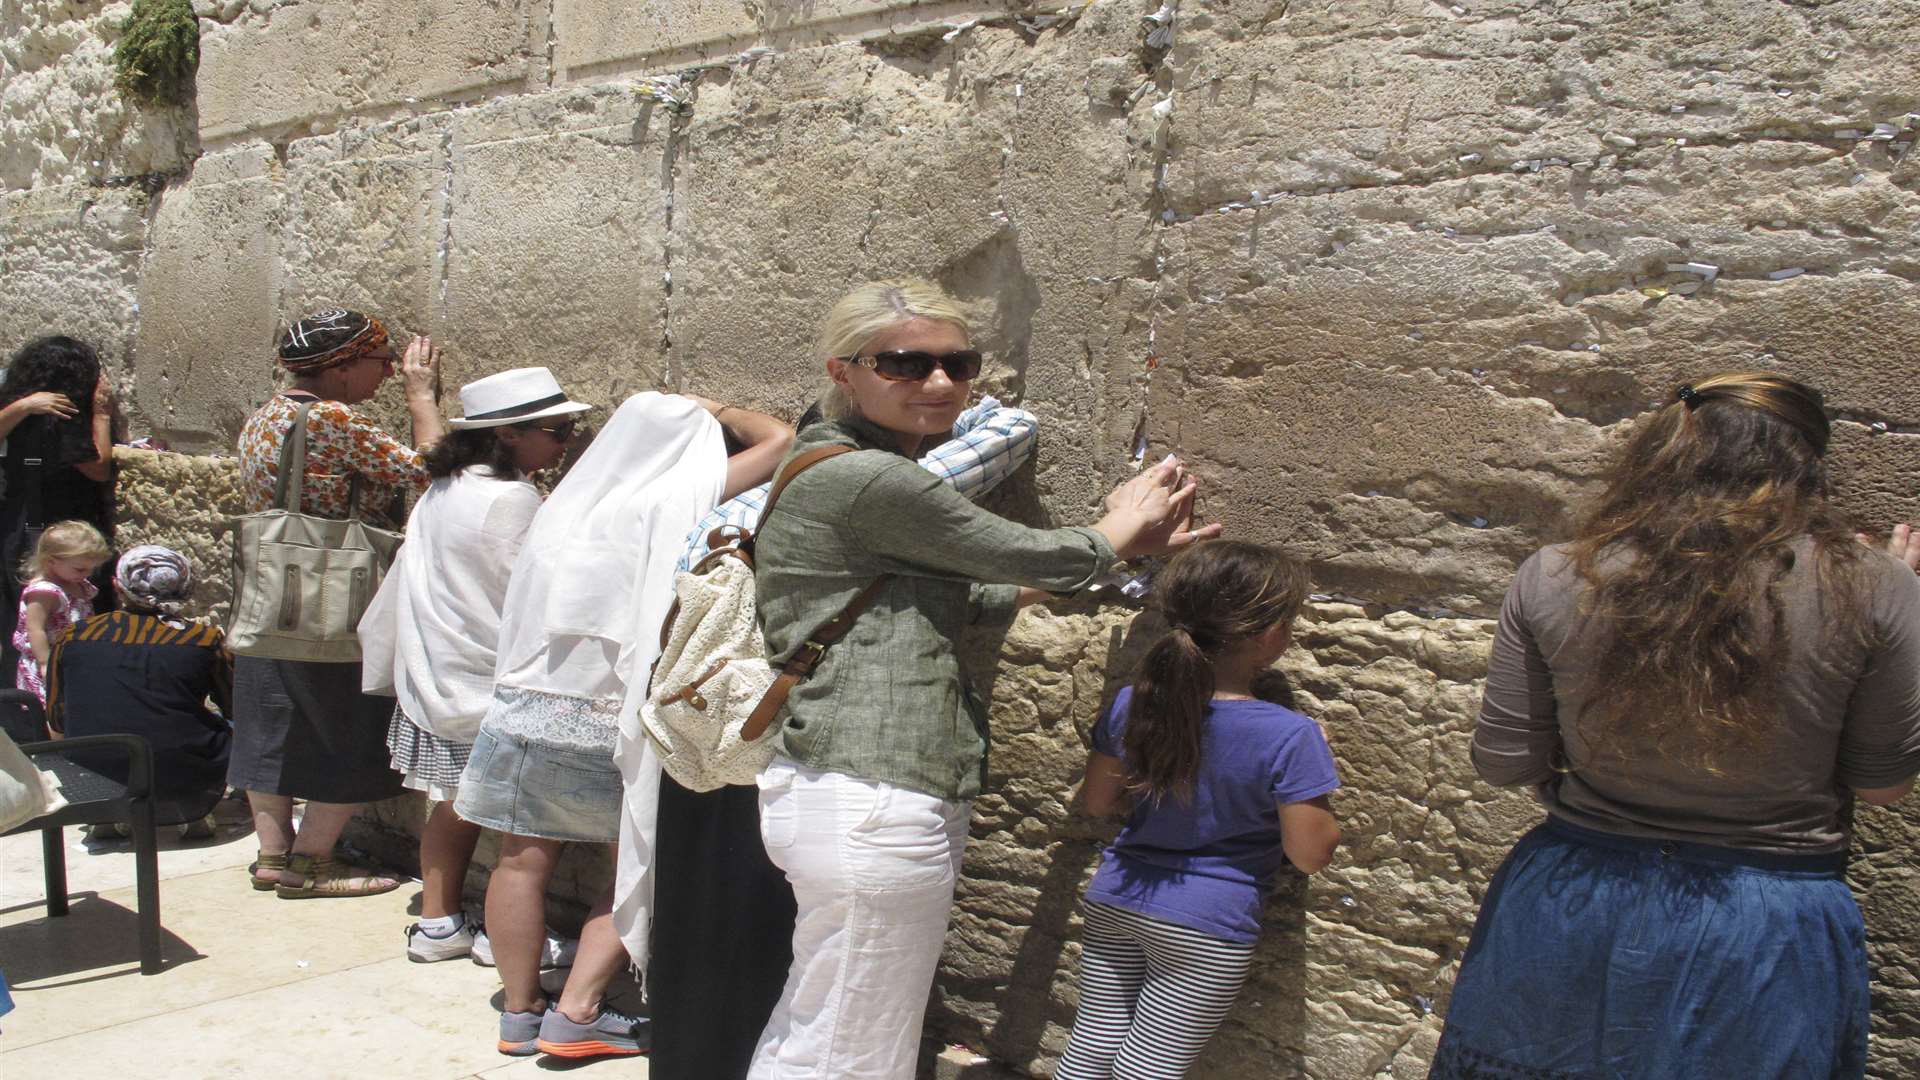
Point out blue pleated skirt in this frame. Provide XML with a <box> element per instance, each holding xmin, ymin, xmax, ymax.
<box><xmin>1429</xmin><ymin>816</ymin><xmax>1869</xmax><ymax>1080</ymax></box>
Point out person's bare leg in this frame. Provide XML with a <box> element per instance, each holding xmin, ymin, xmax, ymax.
<box><xmin>487</xmin><ymin>834</ymin><xmax>563</xmax><ymax>1014</ymax></box>
<box><xmin>420</xmin><ymin>801</ymin><xmax>484</xmax><ymax>919</ymax></box>
<box><xmin>279</xmin><ymin>800</ymin><xmax>397</xmax><ymax>889</ymax></box>
<box><xmin>555</xmin><ymin>854</ymin><xmax>626</xmax><ymax>1022</ymax></box>
<box><xmin>289</xmin><ymin>800</ymin><xmax>359</xmax><ymax>856</ymax></box>
<box><xmin>247</xmin><ymin>791</ymin><xmax>295</xmax><ymax>886</ymax></box>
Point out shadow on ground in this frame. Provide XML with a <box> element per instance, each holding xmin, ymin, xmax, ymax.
<box><xmin>0</xmin><ymin>892</ymin><xmax>203</xmax><ymax>986</ymax></box>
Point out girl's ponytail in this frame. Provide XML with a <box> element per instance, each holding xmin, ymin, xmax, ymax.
<box><xmin>1123</xmin><ymin>541</ymin><xmax>1310</xmax><ymax>802</ymax></box>
<box><xmin>1125</xmin><ymin>624</ymin><xmax>1216</xmax><ymax>802</ymax></box>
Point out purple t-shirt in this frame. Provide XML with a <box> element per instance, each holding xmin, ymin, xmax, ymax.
<box><xmin>1086</xmin><ymin>687</ymin><xmax>1341</xmax><ymax>943</ymax></box>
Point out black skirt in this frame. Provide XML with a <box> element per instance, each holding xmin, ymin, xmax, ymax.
<box><xmin>647</xmin><ymin>778</ymin><xmax>797</xmax><ymax>1080</ymax></box>
<box><xmin>227</xmin><ymin>656</ymin><xmax>404</xmax><ymax>803</ymax></box>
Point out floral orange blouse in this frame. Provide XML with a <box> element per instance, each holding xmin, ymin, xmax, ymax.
<box><xmin>238</xmin><ymin>393</ymin><xmax>428</xmax><ymax>527</ymax></box>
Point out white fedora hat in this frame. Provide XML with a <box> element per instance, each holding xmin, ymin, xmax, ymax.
<box><xmin>447</xmin><ymin>367</ymin><xmax>595</xmax><ymax>430</ymax></box>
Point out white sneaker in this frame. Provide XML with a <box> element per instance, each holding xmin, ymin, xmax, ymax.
<box><xmin>470</xmin><ymin>927</ymin><xmax>577</xmax><ymax>970</ymax></box>
<box><xmin>405</xmin><ymin>920</ymin><xmax>478</xmax><ymax>963</ymax></box>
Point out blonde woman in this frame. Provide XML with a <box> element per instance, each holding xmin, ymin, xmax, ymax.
<box><xmin>744</xmin><ymin>280</ymin><xmax>1221</xmax><ymax>1080</ymax></box>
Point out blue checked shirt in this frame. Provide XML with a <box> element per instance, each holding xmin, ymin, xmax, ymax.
<box><xmin>677</xmin><ymin>396</ymin><xmax>1038</xmax><ymax>571</ymax></box>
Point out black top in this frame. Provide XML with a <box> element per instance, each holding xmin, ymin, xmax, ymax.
<box><xmin>48</xmin><ymin>612</ymin><xmax>234</xmax><ymax>824</ymax></box>
<box><xmin>0</xmin><ymin>412</ymin><xmax>111</xmax><ymax>532</ymax></box>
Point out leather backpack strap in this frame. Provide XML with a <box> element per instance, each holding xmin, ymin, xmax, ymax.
<box><xmin>746</xmin><ymin>445</ymin><xmax>855</xmax><ymax>550</ymax></box>
<box><xmin>740</xmin><ymin>573</ymin><xmax>891</xmax><ymax>742</ymax></box>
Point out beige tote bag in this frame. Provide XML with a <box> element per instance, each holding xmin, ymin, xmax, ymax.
<box><xmin>0</xmin><ymin>728</ymin><xmax>65</xmax><ymax>833</ymax></box>
<box><xmin>226</xmin><ymin>401</ymin><xmax>404</xmax><ymax>662</ymax></box>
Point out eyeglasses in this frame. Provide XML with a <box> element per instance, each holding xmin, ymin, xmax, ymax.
<box><xmin>838</xmin><ymin>350</ymin><xmax>983</xmax><ymax>382</ymax></box>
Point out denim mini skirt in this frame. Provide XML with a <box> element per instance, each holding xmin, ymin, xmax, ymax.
<box><xmin>1430</xmin><ymin>816</ymin><xmax>1868</xmax><ymax>1080</ymax></box>
<box><xmin>452</xmin><ymin>726</ymin><xmax>622</xmax><ymax>843</ymax></box>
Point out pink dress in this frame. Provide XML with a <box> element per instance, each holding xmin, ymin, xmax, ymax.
<box><xmin>13</xmin><ymin>578</ymin><xmax>96</xmax><ymax>704</ymax></box>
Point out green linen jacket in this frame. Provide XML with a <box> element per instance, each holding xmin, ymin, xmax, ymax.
<box><xmin>754</xmin><ymin>414</ymin><xmax>1116</xmax><ymax>799</ymax></box>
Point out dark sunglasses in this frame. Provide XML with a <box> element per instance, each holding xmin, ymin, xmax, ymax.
<box><xmin>518</xmin><ymin>418</ymin><xmax>577</xmax><ymax>440</ymax></box>
<box><xmin>840</xmin><ymin>349</ymin><xmax>983</xmax><ymax>382</ymax></box>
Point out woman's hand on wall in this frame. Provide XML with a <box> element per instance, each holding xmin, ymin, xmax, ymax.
<box><xmin>401</xmin><ymin>335</ymin><xmax>441</xmax><ymax>403</ymax></box>
<box><xmin>402</xmin><ymin>336</ymin><xmax>448</xmax><ymax>449</ymax></box>
<box><xmin>1857</xmin><ymin>523</ymin><xmax>1920</xmax><ymax>573</ymax></box>
<box><xmin>1093</xmin><ymin>455</ymin><xmax>1223</xmax><ymax>560</ymax></box>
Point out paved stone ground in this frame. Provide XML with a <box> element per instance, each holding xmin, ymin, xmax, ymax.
<box><xmin>0</xmin><ymin>803</ymin><xmax>647</xmax><ymax>1080</ymax></box>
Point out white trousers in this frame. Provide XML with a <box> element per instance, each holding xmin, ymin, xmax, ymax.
<box><xmin>748</xmin><ymin>758</ymin><xmax>972</xmax><ymax>1080</ymax></box>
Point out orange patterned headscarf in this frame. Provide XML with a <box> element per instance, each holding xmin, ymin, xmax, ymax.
<box><xmin>277</xmin><ymin>309</ymin><xmax>390</xmax><ymax>374</ymax></box>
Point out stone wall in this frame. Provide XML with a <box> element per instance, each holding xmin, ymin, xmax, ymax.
<box><xmin>12</xmin><ymin>1</ymin><xmax>1920</xmax><ymax>1076</ymax></box>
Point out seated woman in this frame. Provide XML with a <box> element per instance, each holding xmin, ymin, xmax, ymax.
<box><xmin>46</xmin><ymin>546</ymin><xmax>234</xmax><ymax>832</ymax></box>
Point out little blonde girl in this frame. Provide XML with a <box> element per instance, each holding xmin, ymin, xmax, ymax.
<box><xmin>13</xmin><ymin>520</ymin><xmax>111</xmax><ymax>703</ymax></box>
<box><xmin>1057</xmin><ymin>540</ymin><xmax>1344</xmax><ymax>1080</ymax></box>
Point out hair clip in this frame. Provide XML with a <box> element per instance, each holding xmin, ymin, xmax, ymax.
<box><xmin>1676</xmin><ymin>384</ymin><xmax>1704</xmax><ymax>409</ymax></box>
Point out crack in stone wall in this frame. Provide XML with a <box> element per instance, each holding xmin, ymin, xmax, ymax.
<box><xmin>7</xmin><ymin>2</ymin><xmax>1920</xmax><ymax>1076</ymax></box>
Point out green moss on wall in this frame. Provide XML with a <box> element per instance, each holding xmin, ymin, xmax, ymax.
<box><xmin>113</xmin><ymin>0</ymin><xmax>200</xmax><ymax>107</ymax></box>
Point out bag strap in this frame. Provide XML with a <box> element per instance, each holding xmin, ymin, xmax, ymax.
<box><xmin>19</xmin><ymin>423</ymin><xmax>45</xmax><ymax>531</ymax></box>
<box><xmin>742</xmin><ymin>445</ymin><xmax>856</xmax><ymax>555</ymax></box>
<box><xmin>271</xmin><ymin>401</ymin><xmax>314</xmax><ymax>512</ymax></box>
<box><xmin>737</xmin><ymin>443</ymin><xmax>891</xmax><ymax>743</ymax></box>
<box><xmin>271</xmin><ymin>397</ymin><xmax>366</xmax><ymax>519</ymax></box>
<box><xmin>740</xmin><ymin>574</ymin><xmax>888</xmax><ymax>742</ymax></box>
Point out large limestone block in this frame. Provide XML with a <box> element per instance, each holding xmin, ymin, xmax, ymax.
<box><xmin>0</xmin><ymin>0</ymin><xmax>196</xmax><ymax>190</ymax></box>
<box><xmin>0</xmin><ymin>183</ymin><xmax>149</xmax><ymax>419</ymax></box>
<box><xmin>437</xmin><ymin>85</ymin><xmax>677</xmax><ymax>408</ymax></box>
<box><xmin>1166</xmin><ymin>0</ymin><xmax>1920</xmax><ymax>209</ymax></box>
<box><xmin>945</xmin><ymin>13</ymin><xmax>1175</xmax><ymax>519</ymax></box>
<box><xmin>550</xmin><ymin>0</ymin><xmax>1013</xmax><ymax>82</ymax></box>
<box><xmin>282</xmin><ymin>117</ymin><xmax>449</xmax><ymax>332</ymax></box>
<box><xmin>134</xmin><ymin>145</ymin><xmax>283</xmax><ymax>451</ymax></box>
<box><xmin>195</xmin><ymin>0</ymin><xmax>546</xmax><ymax>145</ymax></box>
<box><xmin>110</xmin><ymin>447</ymin><xmax>244</xmax><ymax>620</ymax></box>
<box><xmin>1852</xmin><ymin>798</ymin><xmax>1920</xmax><ymax>1079</ymax></box>
<box><xmin>670</xmin><ymin>46</ymin><xmax>1007</xmax><ymax>415</ymax></box>
<box><xmin>1829</xmin><ymin>426</ymin><xmax>1920</xmax><ymax>544</ymax></box>
<box><xmin>1148</xmin><ymin>217</ymin><xmax>1614</xmax><ymax>614</ymax></box>
<box><xmin>670</xmin><ymin>12</ymin><xmax>1161</xmax><ymax>518</ymax></box>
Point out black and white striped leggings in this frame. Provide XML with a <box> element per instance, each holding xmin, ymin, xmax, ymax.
<box><xmin>1054</xmin><ymin>900</ymin><xmax>1257</xmax><ymax>1080</ymax></box>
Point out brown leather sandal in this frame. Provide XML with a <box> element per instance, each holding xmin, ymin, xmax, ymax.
<box><xmin>274</xmin><ymin>853</ymin><xmax>402</xmax><ymax>899</ymax></box>
<box><xmin>248</xmin><ymin>851</ymin><xmax>289</xmax><ymax>892</ymax></box>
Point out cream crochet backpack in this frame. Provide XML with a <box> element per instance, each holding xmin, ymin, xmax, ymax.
<box><xmin>642</xmin><ymin>447</ymin><xmax>889</xmax><ymax>791</ymax></box>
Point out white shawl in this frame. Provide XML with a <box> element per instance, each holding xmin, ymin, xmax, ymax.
<box><xmin>358</xmin><ymin>468</ymin><xmax>540</xmax><ymax>741</ymax></box>
<box><xmin>486</xmin><ymin>392</ymin><xmax>725</xmax><ymax>972</ymax></box>
<box><xmin>492</xmin><ymin>392</ymin><xmax>724</xmax><ymax>700</ymax></box>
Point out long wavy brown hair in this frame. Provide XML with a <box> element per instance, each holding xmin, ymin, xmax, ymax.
<box><xmin>1126</xmin><ymin>541</ymin><xmax>1309</xmax><ymax>802</ymax></box>
<box><xmin>1567</xmin><ymin>371</ymin><xmax>1867</xmax><ymax>775</ymax></box>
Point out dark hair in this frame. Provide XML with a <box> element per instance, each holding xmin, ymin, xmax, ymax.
<box><xmin>1125</xmin><ymin>541</ymin><xmax>1310</xmax><ymax>802</ymax></box>
<box><xmin>3</xmin><ymin>336</ymin><xmax>100</xmax><ymax>410</ymax></box>
<box><xmin>1567</xmin><ymin>371</ymin><xmax>1867</xmax><ymax>775</ymax></box>
<box><xmin>422</xmin><ymin>427</ymin><xmax>522</xmax><ymax>480</ymax></box>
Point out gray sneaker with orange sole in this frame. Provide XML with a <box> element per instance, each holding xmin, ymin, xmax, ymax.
<box><xmin>497</xmin><ymin>1009</ymin><xmax>543</xmax><ymax>1056</ymax></box>
<box><xmin>534</xmin><ymin>1006</ymin><xmax>650</xmax><ymax>1059</ymax></box>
